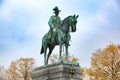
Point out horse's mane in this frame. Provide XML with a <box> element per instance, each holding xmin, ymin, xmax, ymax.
<box><xmin>62</xmin><ymin>16</ymin><xmax>72</xmax><ymax>22</ymax></box>
<box><xmin>61</xmin><ymin>16</ymin><xmax>72</xmax><ymax>27</ymax></box>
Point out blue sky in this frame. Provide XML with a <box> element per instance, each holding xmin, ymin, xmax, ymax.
<box><xmin>0</xmin><ymin>0</ymin><xmax>120</xmax><ymax>68</ymax></box>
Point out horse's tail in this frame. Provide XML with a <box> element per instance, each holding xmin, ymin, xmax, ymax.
<box><xmin>40</xmin><ymin>45</ymin><xmax>44</xmax><ymax>54</ymax></box>
<box><xmin>40</xmin><ymin>33</ymin><xmax>48</xmax><ymax>54</ymax></box>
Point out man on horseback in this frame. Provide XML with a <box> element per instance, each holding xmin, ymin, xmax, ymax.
<box><xmin>41</xmin><ymin>7</ymin><xmax>79</xmax><ymax>64</ymax></box>
<box><xmin>48</xmin><ymin>6</ymin><xmax>61</xmax><ymax>44</ymax></box>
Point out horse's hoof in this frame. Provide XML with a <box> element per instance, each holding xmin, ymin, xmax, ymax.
<box><xmin>58</xmin><ymin>59</ymin><xmax>63</xmax><ymax>63</ymax></box>
<box><xmin>44</xmin><ymin>63</ymin><xmax>48</xmax><ymax>65</ymax></box>
<box><xmin>44</xmin><ymin>62</ymin><xmax>47</xmax><ymax>65</ymax></box>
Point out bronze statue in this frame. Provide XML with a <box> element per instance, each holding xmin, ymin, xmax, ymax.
<box><xmin>40</xmin><ymin>6</ymin><xmax>79</xmax><ymax>65</ymax></box>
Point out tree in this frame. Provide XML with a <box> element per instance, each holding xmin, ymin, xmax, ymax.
<box><xmin>6</xmin><ymin>61</ymin><xmax>19</xmax><ymax>80</ymax></box>
<box><xmin>17</xmin><ymin>58</ymin><xmax>35</xmax><ymax>80</ymax></box>
<box><xmin>6</xmin><ymin>58</ymin><xmax>35</xmax><ymax>80</ymax></box>
<box><xmin>0</xmin><ymin>66</ymin><xmax>6</xmax><ymax>80</ymax></box>
<box><xmin>50</xmin><ymin>53</ymin><xmax>79</xmax><ymax>63</ymax></box>
<box><xmin>82</xmin><ymin>67</ymin><xmax>89</xmax><ymax>80</ymax></box>
<box><xmin>87</xmin><ymin>44</ymin><xmax>120</xmax><ymax>80</ymax></box>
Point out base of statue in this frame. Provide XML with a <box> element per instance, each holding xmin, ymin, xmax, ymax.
<box><xmin>32</xmin><ymin>62</ymin><xmax>82</xmax><ymax>80</ymax></box>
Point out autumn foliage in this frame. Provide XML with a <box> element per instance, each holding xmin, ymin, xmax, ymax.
<box><xmin>1</xmin><ymin>43</ymin><xmax>120</xmax><ymax>80</ymax></box>
<box><xmin>0</xmin><ymin>58</ymin><xmax>35</xmax><ymax>80</ymax></box>
<box><xmin>50</xmin><ymin>53</ymin><xmax>79</xmax><ymax>63</ymax></box>
<box><xmin>6</xmin><ymin>61</ymin><xmax>19</xmax><ymax>80</ymax></box>
<box><xmin>87</xmin><ymin>44</ymin><xmax>120</xmax><ymax>80</ymax></box>
<box><xmin>0</xmin><ymin>66</ymin><xmax>6</xmax><ymax>80</ymax></box>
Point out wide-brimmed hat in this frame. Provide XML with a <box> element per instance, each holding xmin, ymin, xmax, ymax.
<box><xmin>53</xmin><ymin>6</ymin><xmax>61</xmax><ymax>13</ymax></box>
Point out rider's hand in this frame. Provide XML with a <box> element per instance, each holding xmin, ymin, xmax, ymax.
<box><xmin>53</xmin><ymin>28</ymin><xmax>56</xmax><ymax>32</ymax></box>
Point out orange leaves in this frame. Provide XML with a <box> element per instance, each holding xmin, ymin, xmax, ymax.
<box><xmin>16</xmin><ymin>58</ymin><xmax>35</xmax><ymax>80</ymax></box>
<box><xmin>50</xmin><ymin>53</ymin><xmax>79</xmax><ymax>63</ymax></box>
<box><xmin>71</xmin><ymin>56</ymin><xmax>79</xmax><ymax>62</ymax></box>
<box><xmin>6</xmin><ymin>57</ymin><xmax>35</xmax><ymax>80</ymax></box>
<box><xmin>6</xmin><ymin>61</ymin><xmax>19</xmax><ymax>80</ymax></box>
<box><xmin>87</xmin><ymin>43</ymin><xmax>120</xmax><ymax>80</ymax></box>
<box><xmin>0</xmin><ymin>58</ymin><xmax>35</xmax><ymax>80</ymax></box>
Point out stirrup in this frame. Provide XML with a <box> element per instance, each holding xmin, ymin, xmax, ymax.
<box><xmin>51</xmin><ymin>40</ymin><xmax>55</xmax><ymax>45</ymax></box>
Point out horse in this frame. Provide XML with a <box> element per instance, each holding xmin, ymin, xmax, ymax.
<box><xmin>40</xmin><ymin>15</ymin><xmax>79</xmax><ymax>65</ymax></box>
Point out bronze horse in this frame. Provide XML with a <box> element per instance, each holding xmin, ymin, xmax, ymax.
<box><xmin>40</xmin><ymin>15</ymin><xmax>79</xmax><ymax>65</ymax></box>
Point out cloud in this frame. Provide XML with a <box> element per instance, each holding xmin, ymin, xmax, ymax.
<box><xmin>0</xmin><ymin>0</ymin><xmax>50</xmax><ymax>67</ymax></box>
<box><xmin>105</xmin><ymin>0</ymin><xmax>119</xmax><ymax>10</ymax></box>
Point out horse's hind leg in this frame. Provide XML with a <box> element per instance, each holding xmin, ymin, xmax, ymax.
<box><xmin>44</xmin><ymin>46</ymin><xmax>47</xmax><ymax>65</ymax></box>
<box><xmin>46</xmin><ymin>45</ymin><xmax>55</xmax><ymax>64</ymax></box>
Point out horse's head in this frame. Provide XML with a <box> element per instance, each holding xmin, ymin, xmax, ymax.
<box><xmin>61</xmin><ymin>15</ymin><xmax>79</xmax><ymax>33</ymax></box>
<box><xmin>70</xmin><ymin>15</ymin><xmax>79</xmax><ymax>32</ymax></box>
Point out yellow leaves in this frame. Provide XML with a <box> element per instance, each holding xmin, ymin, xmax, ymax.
<box><xmin>0</xmin><ymin>58</ymin><xmax>35</xmax><ymax>80</ymax></box>
<box><xmin>87</xmin><ymin>43</ymin><xmax>120</xmax><ymax>80</ymax></box>
<box><xmin>91</xmin><ymin>50</ymin><xmax>102</xmax><ymax>67</ymax></box>
<box><xmin>6</xmin><ymin>57</ymin><xmax>35</xmax><ymax>80</ymax></box>
<box><xmin>50</xmin><ymin>53</ymin><xmax>79</xmax><ymax>63</ymax></box>
<box><xmin>71</xmin><ymin>56</ymin><xmax>79</xmax><ymax>62</ymax></box>
<box><xmin>71</xmin><ymin>57</ymin><xmax>77</xmax><ymax>62</ymax></box>
<box><xmin>16</xmin><ymin>58</ymin><xmax>35</xmax><ymax>80</ymax></box>
<box><xmin>6</xmin><ymin>61</ymin><xmax>19</xmax><ymax>80</ymax></box>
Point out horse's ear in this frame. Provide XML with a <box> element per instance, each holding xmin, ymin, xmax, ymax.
<box><xmin>76</xmin><ymin>15</ymin><xmax>79</xmax><ymax>18</ymax></box>
<box><xmin>73</xmin><ymin>15</ymin><xmax>75</xmax><ymax>18</ymax></box>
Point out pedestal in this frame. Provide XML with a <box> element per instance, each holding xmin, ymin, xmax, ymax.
<box><xmin>32</xmin><ymin>63</ymin><xmax>82</xmax><ymax>80</ymax></box>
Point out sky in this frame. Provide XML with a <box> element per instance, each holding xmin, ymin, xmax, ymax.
<box><xmin>0</xmin><ymin>0</ymin><xmax>120</xmax><ymax>68</ymax></box>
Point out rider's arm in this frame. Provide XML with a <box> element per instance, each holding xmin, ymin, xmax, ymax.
<box><xmin>59</xmin><ymin>17</ymin><xmax>62</xmax><ymax>27</ymax></box>
<box><xmin>48</xmin><ymin>16</ymin><xmax>54</xmax><ymax>29</ymax></box>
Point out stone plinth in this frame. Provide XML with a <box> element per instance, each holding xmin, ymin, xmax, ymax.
<box><xmin>32</xmin><ymin>62</ymin><xmax>82</xmax><ymax>80</ymax></box>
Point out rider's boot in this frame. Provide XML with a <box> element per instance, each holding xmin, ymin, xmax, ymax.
<box><xmin>51</xmin><ymin>36</ymin><xmax>55</xmax><ymax>45</ymax></box>
<box><xmin>68</xmin><ymin>43</ymin><xmax>70</xmax><ymax>46</ymax></box>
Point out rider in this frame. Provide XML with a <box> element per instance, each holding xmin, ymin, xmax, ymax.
<box><xmin>48</xmin><ymin>6</ymin><xmax>61</xmax><ymax>44</ymax></box>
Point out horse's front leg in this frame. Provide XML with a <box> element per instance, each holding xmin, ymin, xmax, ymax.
<box><xmin>44</xmin><ymin>47</ymin><xmax>47</xmax><ymax>65</ymax></box>
<box><xmin>65</xmin><ymin>45</ymin><xmax>69</xmax><ymax>61</ymax></box>
<box><xmin>59</xmin><ymin>43</ymin><xmax>62</xmax><ymax>62</ymax></box>
<box><xmin>65</xmin><ymin>34</ymin><xmax>70</xmax><ymax>61</ymax></box>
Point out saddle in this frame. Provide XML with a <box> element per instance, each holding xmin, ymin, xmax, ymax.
<box><xmin>47</xmin><ymin>30</ymin><xmax>57</xmax><ymax>45</ymax></box>
<box><xmin>47</xmin><ymin>29</ymin><xmax>70</xmax><ymax>46</ymax></box>
<box><xmin>47</xmin><ymin>30</ymin><xmax>52</xmax><ymax>39</ymax></box>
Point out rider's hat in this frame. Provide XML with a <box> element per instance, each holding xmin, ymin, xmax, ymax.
<box><xmin>53</xmin><ymin>6</ymin><xmax>61</xmax><ymax>13</ymax></box>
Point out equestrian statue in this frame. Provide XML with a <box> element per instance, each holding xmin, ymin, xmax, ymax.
<box><xmin>40</xmin><ymin>6</ymin><xmax>79</xmax><ymax>65</ymax></box>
